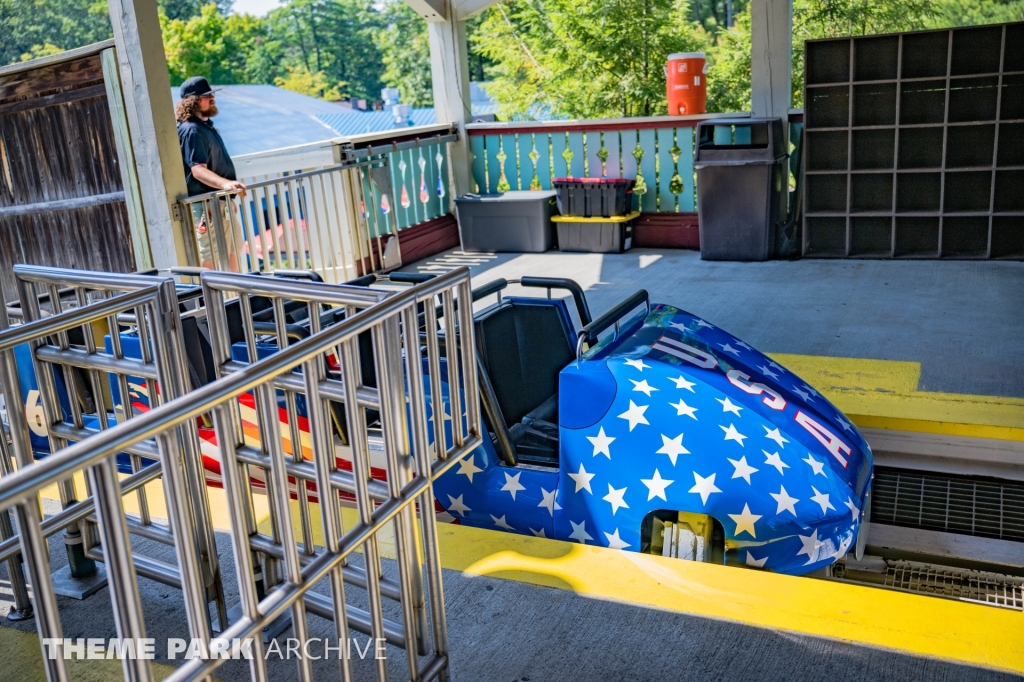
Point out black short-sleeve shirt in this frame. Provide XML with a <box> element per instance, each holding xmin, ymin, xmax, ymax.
<box><xmin>178</xmin><ymin>117</ymin><xmax>237</xmax><ymax>196</ymax></box>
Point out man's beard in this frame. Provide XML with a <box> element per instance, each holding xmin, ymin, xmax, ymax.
<box><xmin>204</xmin><ymin>103</ymin><xmax>219</xmax><ymax>117</ymax></box>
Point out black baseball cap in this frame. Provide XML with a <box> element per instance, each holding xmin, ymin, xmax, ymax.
<box><xmin>179</xmin><ymin>76</ymin><xmax>221</xmax><ymax>98</ymax></box>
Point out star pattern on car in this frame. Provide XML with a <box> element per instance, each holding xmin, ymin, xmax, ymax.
<box><xmin>427</xmin><ymin>308</ymin><xmax>867</xmax><ymax>576</ymax></box>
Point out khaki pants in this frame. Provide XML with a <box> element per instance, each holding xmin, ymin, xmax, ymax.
<box><xmin>192</xmin><ymin>197</ymin><xmax>244</xmax><ymax>272</ymax></box>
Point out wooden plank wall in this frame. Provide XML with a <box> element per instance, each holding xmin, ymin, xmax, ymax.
<box><xmin>0</xmin><ymin>52</ymin><xmax>134</xmax><ymax>302</ymax></box>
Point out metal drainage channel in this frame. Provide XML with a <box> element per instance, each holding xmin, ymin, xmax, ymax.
<box><xmin>872</xmin><ymin>467</ymin><xmax>1024</xmax><ymax>543</ymax></box>
<box><xmin>832</xmin><ymin>466</ymin><xmax>1024</xmax><ymax>611</ymax></box>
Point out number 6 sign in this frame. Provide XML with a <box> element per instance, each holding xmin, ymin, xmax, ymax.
<box><xmin>24</xmin><ymin>389</ymin><xmax>48</xmax><ymax>437</ymax></box>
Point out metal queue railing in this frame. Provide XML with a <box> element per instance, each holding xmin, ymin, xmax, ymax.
<box><xmin>179</xmin><ymin>156</ymin><xmax>399</xmax><ymax>283</ymax></box>
<box><xmin>0</xmin><ymin>271</ymin><xmax>225</xmax><ymax>681</ymax></box>
<box><xmin>0</xmin><ymin>266</ymin><xmax>227</xmax><ymax>631</ymax></box>
<box><xmin>0</xmin><ymin>265</ymin><xmax>479</xmax><ymax>682</ymax></box>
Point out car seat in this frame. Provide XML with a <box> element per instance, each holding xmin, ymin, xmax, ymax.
<box><xmin>474</xmin><ymin>298</ymin><xmax>576</xmax><ymax>466</ymax></box>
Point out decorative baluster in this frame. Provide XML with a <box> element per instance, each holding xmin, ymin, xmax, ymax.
<box><xmin>435</xmin><ymin>149</ymin><xmax>446</xmax><ymax>199</ymax></box>
<box><xmin>399</xmin><ymin>158</ymin><xmax>411</xmax><ymax>210</ymax></box>
<box><xmin>495</xmin><ymin>143</ymin><xmax>511</xmax><ymax>192</ymax></box>
<box><xmin>632</xmin><ymin>143</ymin><xmax>647</xmax><ymax>198</ymax></box>
<box><xmin>669</xmin><ymin>134</ymin><xmax>684</xmax><ymax>211</ymax></box>
<box><xmin>418</xmin><ymin>153</ymin><xmax>429</xmax><ymax>204</ymax></box>
<box><xmin>528</xmin><ymin>138</ymin><xmax>541</xmax><ymax>191</ymax></box>
<box><xmin>561</xmin><ymin>146</ymin><xmax>574</xmax><ymax>180</ymax></box>
<box><xmin>596</xmin><ymin>134</ymin><xmax>610</xmax><ymax>178</ymax></box>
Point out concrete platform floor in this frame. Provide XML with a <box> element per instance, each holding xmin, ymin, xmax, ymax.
<box><xmin>1</xmin><ymin>515</ymin><xmax>1020</xmax><ymax>682</ymax></box>
<box><xmin>402</xmin><ymin>248</ymin><xmax>1024</xmax><ymax>400</ymax></box>
<box><xmin>2</xmin><ymin>250</ymin><xmax>1022</xmax><ymax>681</ymax></box>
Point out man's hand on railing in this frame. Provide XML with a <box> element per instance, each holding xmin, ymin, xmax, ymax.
<box><xmin>221</xmin><ymin>180</ymin><xmax>248</xmax><ymax>198</ymax></box>
<box><xmin>190</xmin><ymin>163</ymin><xmax>248</xmax><ymax>198</ymax></box>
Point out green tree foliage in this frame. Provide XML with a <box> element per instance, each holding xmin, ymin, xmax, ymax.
<box><xmin>798</xmin><ymin>0</ymin><xmax>935</xmax><ymax>37</ymax></box>
<box><xmin>159</xmin><ymin>0</ymin><xmax>234</xmax><ymax>22</ymax></box>
<box><xmin>690</xmin><ymin>0</ymin><xmax>750</xmax><ymax>36</ymax></box>
<box><xmin>0</xmin><ymin>0</ymin><xmax>231</xmax><ymax>67</ymax></box>
<box><xmin>375</xmin><ymin>1</ymin><xmax>433</xmax><ymax>107</ymax></box>
<box><xmin>372</xmin><ymin>5</ymin><xmax>493</xmax><ymax>108</ymax></box>
<box><xmin>926</xmin><ymin>0</ymin><xmax>1024</xmax><ymax>27</ymax></box>
<box><xmin>473</xmin><ymin>0</ymin><xmax>709</xmax><ymax>120</ymax></box>
<box><xmin>707</xmin><ymin>0</ymin><xmax>944</xmax><ymax>113</ymax></box>
<box><xmin>274</xmin><ymin>63</ymin><xmax>341</xmax><ymax>99</ymax></box>
<box><xmin>0</xmin><ymin>0</ymin><xmax>111</xmax><ymax>66</ymax></box>
<box><xmin>4</xmin><ymin>0</ymin><xmax>1021</xmax><ymax>116</ymax></box>
<box><xmin>262</xmin><ymin>0</ymin><xmax>384</xmax><ymax>101</ymax></box>
<box><xmin>705</xmin><ymin>9</ymin><xmax>751</xmax><ymax>113</ymax></box>
<box><xmin>162</xmin><ymin>4</ymin><xmax>273</xmax><ymax>85</ymax></box>
<box><xmin>20</xmin><ymin>43</ymin><xmax>66</xmax><ymax>61</ymax></box>
<box><xmin>475</xmin><ymin>0</ymin><xmax>1019</xmax><ymax>119</ymax></box>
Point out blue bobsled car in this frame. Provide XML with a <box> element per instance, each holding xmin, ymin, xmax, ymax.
<box><xmin>9</xmin><ymin>271</ymin><xmax>871</xmax><ymax>577</ymax></box>
<box><xmin>426</xmin><ymin>277</ymin><xmax>872</xmax><ymax>576</ymax></box>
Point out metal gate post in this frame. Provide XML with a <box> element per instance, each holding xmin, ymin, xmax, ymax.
<box><xmin>87</xmin><ymin>455</ymin><xmax>153</xmax><ymax>682</ymax></box>
<box><xmin>0</xmin><ymin>300</ymin><xmax>33</xmax><ymax>620</ymax></box>
<box><xmin>13</xmin><ymin>275</ymin><xmax>102</xmax><ymax>591</ymax></box>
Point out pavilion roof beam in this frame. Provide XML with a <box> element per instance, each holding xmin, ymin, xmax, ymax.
<box><xmin>404</xmin><ymin>0</ymin><xmax>500</xmax><ymax>22</ymax></box>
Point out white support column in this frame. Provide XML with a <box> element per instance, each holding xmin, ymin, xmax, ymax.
<box><xmin>107</xmin><ymin>0</ymin><xmax>192</xmax><ymax>269</ymax></box>
<box><xmin>427</xmin><ymin>13</ymin><xmax>473</xmax><ymax>199</ymax></box>
<box><xmin>405</xmin><ymin>0</ymin><xmax>475</xmax><ymax>199</ymax></box>
<box><xmin>750</xmin><ymin>0</ymin><xmax>793</xmax><ymax>122</ymax></box>
<box><xmin>101</xmin><ymin>47</ymin><xmax>151</xmax><ymax>271</ymax></box>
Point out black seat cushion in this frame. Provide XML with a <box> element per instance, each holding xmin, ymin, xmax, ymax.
<box><xmin>474</xmin><ymin>300</ymin><xmax>574</xmax><ymax>428</ymax></box>
<box><xmin>508</xmin><ymin>392</ymin><xmax>560</xmax><ymax>466</ymax></box>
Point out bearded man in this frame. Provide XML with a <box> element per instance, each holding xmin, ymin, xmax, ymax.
<box><xmin>175</xmin><ymin>76</ymin><xmax>246</xmax><ymax>269</ymax></box>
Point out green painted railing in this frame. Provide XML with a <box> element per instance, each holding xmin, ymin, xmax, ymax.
<box><xmin>356</xmin><ymin>138</ymin><xmax>451</xmax><ymax>238</ymax></box>
<box><xmin>466</xmin><ymin>113</ymin><xmax>749</xmax><ymax>213</ymax></box>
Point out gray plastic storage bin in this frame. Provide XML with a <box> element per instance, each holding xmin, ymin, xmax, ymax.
<box><xmin>695</xmin><ymin>118</ymin><xmax>787</xmax><ymax>261</ymax></box>
<box><xmin>454</xmin><ymin>191</ymin><xmax>557</xmax><ymax>252</ymax></box>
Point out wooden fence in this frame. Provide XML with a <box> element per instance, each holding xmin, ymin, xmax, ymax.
<box><xmin>0</xmin><ymin>41</ymin><xmax>138</xmax><ymax>302</ymax></box>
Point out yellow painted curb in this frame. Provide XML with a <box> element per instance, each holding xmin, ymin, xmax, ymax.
<box><xmin>769</xmin><ymin>353</ymin><xmax>1024</xmax><ymax>441</ymax></box>
<box><xmin>244</xmin><ymin>497</ymin><xmax>1024</xmax><ymax>675</ymax></box>
<box><xmin>36</xmin><ymin>482</ymin><xmax>1024</xmax><ymax>676</ymax></box>
<box><xmin>436</xmin><ymin>522</ymin><xmax>1024</xmax><ymax>676</ymax></box>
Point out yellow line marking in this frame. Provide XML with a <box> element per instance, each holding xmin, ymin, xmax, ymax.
<box><xmin>551</xmin><ymin>211</ymin><xmax>641</xmax><ymax>223</ymax></box>
<box><xmin>769</xmin><ymin>353</ymin><xmax>1024</xmax><ymax>441</ymax></box>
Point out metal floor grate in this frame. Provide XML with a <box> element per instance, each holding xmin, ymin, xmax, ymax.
<box><xmin>885</xmin><ymin>560</ymin><xmax>1024</xmax><ymax>610</ymax></box>
<box><xmin>872</xmin><ymin>467</ymin><xmax>1024</xmax><ymax>542</ymax></box>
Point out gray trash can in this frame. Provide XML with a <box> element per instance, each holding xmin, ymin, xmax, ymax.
<box><xmin>454</xmin><ymin>191</ymin><xmax>557</xmax><ymax>252</ymax></box>
<box><xmin>694</xmin><ymin>118</ymin><xmax>787</xmax><ymax>261</ymax></box>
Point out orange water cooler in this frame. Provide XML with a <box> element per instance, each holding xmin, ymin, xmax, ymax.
<box><xmin>666</xmin><ymin>52</ymin><xmax>707</xmax><ymax>115</ymax></box>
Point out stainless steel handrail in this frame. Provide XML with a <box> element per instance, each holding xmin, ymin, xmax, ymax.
<box><xmin>0</xmin><ymin>265</ymin><xmax>479</xmax><ymax>682</ymax></box>
<box><xmin>181</xmin><ymin>157</ymin><xmax>385</xmax><ymax>204</ymax></box>
<box><xmin>0</xmin><ymin>265</ymin><xmax>229</xmax><ymax>677</ymax></box>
